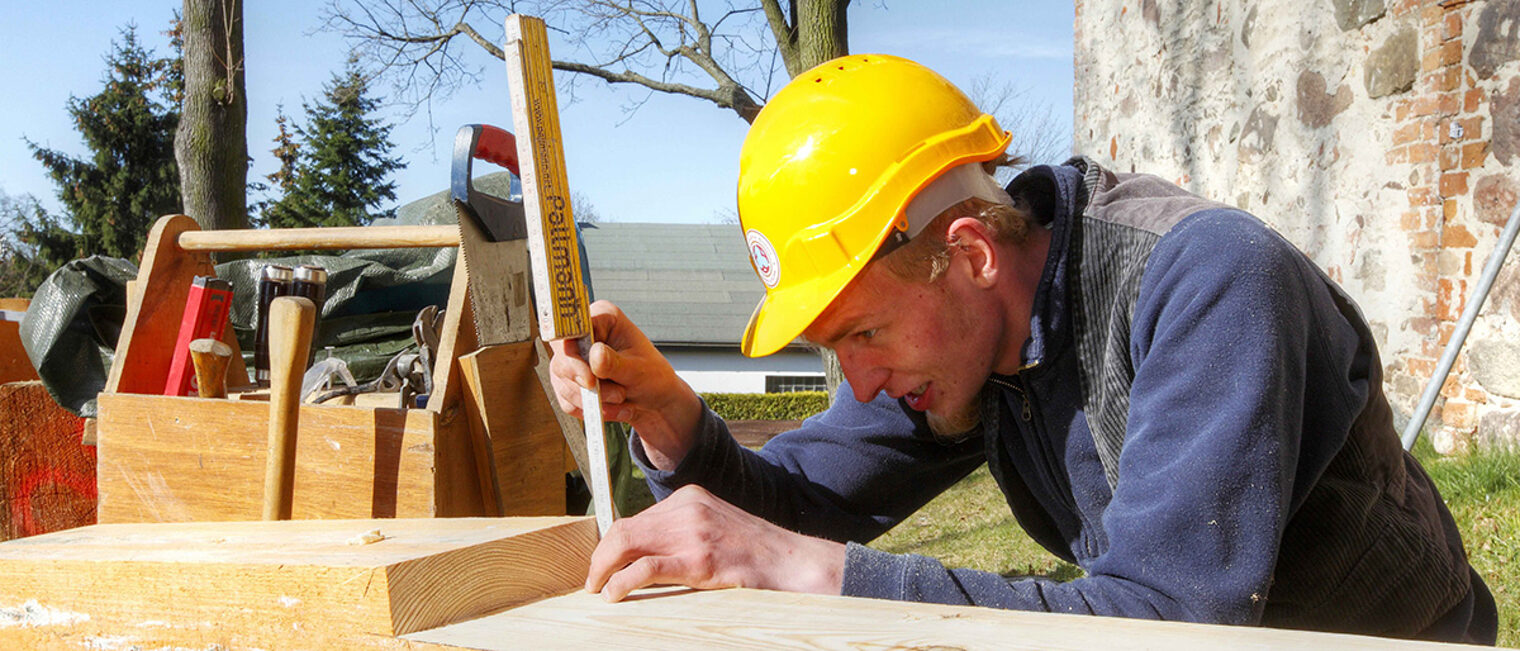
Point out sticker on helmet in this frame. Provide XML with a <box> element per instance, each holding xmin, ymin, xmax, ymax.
<box><xmin>746</xmin><ymin>229</ymin><xmax>781</xmax><ymax>288</ymax></box>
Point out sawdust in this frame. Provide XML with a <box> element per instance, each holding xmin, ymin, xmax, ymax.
<box><xmin>346</xmin><ymin>528</ymin><xmax>386</xmax><ymax>545</ymax></box>
<box><xmin>0</xmin><ymin>599</ymin><xmax>90</xmax><ymax>628</ymax></box>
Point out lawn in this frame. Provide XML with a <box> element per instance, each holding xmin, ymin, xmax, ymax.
<box><xmin>873</xmin><ymin>439</ymin><xmax>1520</xmax><ymax>646</ymax></box>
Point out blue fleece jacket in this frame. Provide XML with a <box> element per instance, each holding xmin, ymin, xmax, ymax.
<box><xmin>631</xmin><ymin>163</ymin><xmax>1494</xmax><ymax>643</ymax></box>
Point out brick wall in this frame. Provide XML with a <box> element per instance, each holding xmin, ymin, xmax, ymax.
<box><xmin>1074</xmin><ymin>0</ymin><xmax>1520</xmax><ymax>452</ymax></box>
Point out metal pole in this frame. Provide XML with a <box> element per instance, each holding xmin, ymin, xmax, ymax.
<box><xmin>1402</xmin><ymin>198</ymin><xmax>1520</xmax><ymax>450</ymax></box>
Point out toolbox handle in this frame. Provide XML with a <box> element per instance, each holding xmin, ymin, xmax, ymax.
<box><xmin>178</xmin><ymin>225</ymin><xmax>459</xmax><ymax>252</ymax></box>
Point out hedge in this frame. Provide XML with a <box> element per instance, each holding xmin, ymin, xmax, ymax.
<box><xmin>702</xmin><ymin>391</ymin><xmax>830</xmax><ymax>421</ymax></box>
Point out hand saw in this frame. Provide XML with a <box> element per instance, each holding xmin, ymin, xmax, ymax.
<box><xmin>450</xmin><ymin>123</ymin><xmax>596</xmax><ymax>510</ymax></box>
<box><xmin>504</xmin><ymin>14</ymin><xmax>617</xmax><ymax>536</ymax></box>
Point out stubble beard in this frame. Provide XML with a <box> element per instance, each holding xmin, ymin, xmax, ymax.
<box><xmin>926</xmin><ymin>398</ymin><xmax>982</xmax><ymax>444</ymax></box>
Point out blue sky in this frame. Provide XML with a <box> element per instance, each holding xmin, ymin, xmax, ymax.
<box><xmin>0</xmin><ymin>2</ymin><xmax>1074</xmax><ymax>225</ymax></box>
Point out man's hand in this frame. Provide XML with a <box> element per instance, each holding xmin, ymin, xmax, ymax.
<box><xmin>548</xmin><ymin>300</ymin><xmax>704</xmax><ymax>470</ymax></box>
<box><xmin>586</xmin><ymin>485</ymin><xmax>846</xmax><ymax>601</ymax></box>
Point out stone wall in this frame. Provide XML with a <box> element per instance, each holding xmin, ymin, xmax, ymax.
<box><xmin>1073</xmin><ymin>0</ymin><xmax>1520</xmax><ymax>452</ymax></box>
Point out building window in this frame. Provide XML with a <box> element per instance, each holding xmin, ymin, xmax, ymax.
<box><xmin>766</xmin><ymin>375</ymin><xmax>827</xmax><ymax>393</ymax></box>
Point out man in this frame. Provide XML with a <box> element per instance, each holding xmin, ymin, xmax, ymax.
<box><xmin>548</xmin><ymin>54</ymin><xmax>1497</xmax><ymax>643</ymax></box>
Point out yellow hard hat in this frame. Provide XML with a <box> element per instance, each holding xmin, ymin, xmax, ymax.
<box><xmin>737</xmin><ymin>54</ymin><xmax>1011</xmax><ymax>357</ymax></box>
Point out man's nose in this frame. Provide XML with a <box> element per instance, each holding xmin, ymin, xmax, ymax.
<box><xmin>837</xmin><ymin>348</ymin><xmax>888</xmax><ymax>402</ymax></box>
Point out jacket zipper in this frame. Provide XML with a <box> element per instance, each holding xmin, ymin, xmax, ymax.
<box><xmin>991</xmin><ymin>373</ymin><xmax>1078</xmax><ymax>513</ymax></box>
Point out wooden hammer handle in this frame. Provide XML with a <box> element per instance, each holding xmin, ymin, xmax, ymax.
<box><xmin>263</xmin><ymin>296</ymin><xmax>316</xmax><ymax>521</ymax></box>
<box><xmin>188</xmin><ymin>337</ymin><xmax>233</xmax><ymax>398</ymax></box>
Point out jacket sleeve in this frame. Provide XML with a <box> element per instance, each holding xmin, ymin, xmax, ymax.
<box><xmin>840</xmin><ymin>210</ymin><xmax>1369</xmax><ymax>624</ymax></box>
<box><xmin>632</xmin><ymin>382</ymin><xmax>986</xmax><ymax>543</ymax></box>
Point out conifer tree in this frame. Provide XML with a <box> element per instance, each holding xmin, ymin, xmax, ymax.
<box><xmin>21</xmin><ymin>26</ymin><xmax>182</xmax><ymax>266</ymax></box>
<box><xmin>261</xmin><ymin>62</ymin><xmax>405</xmax><ymax>229</ymax></box>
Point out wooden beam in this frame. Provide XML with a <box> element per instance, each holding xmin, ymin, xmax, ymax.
<box><xmin>0</xmin><ymin>517</ymin><xmax>596</xmax><ymax>649</ymax></box>
<box><xmin>0</xmin><ymin>319</ymin><xmax>38</xmax><ymax>385</ymax></box>
<box><xmin>407</xmin><ymin>586</ymin><xmax>1494</xmax><ymax>650</ymax></box>
<box><xmin>0</xmin><ymin>382</ymin><xmax>94</xmax><ymax>541</ymax></box>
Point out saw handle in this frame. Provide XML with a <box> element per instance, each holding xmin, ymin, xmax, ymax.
<box><xmin>472</xmin><ymin>124</ymin><xmax>520</xmax><ymax>175</ymax></box>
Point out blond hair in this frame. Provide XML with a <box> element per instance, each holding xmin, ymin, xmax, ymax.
<box><xmin>881</xmin><ymin>196</ymin><xmax>1033</xmax><ymax>281</ymax></box>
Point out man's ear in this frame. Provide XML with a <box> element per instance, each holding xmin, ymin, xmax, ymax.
<box><xmin>945</xmin><ymin>216</ymin><xmax>998</xmax><ymax>288</ymax></box>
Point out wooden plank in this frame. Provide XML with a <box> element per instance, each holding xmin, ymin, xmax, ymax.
<box><xmin>0</xmin><ymin>382</ymin><xmax>94</xmax><ymax>541</ymax></box>
<box><xmin>0</xmin><ymin>516</ymin><xmax>595</xmax><ymax>649</ymax></box>
<box><xmin>104</xmin><ymin>215</ymin><xmax>214</xmax><ymax>395</ymax></box>
<box><xmin>459</xmin><ymin>343</ymin><xmax>566</xmax><ymax>517</ymax></box>
<box><xmin>407</xmin><ymin>586</ymin><xmax>1494</xmax><ymax>651</ymax></box>
<box><xmin>95</xmin><ymin>393</ymin><xmax>439</xmax><ymax>522</ymax></box>
<box><xmin>0</xmin><ymin>320</ymin><xmax>38</xmax><ymax>385</ymax></box>
<box><xmin>421</xmin><ymin>256</ymin><xmax>494</xmax><ymax>519</ymax></box>
<box><xmin>427</xmin><ymin>250</ymin><xmax>476</xmax><ymax>417</ymax></box>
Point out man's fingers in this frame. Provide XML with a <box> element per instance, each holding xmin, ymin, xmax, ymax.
<box><xmin>548</xmin><ymin>342</ymin><xmax>595</xmax><ymax>390</ymax></box>
<box><xmin>585</xmin><ymin>340</ymin><xmax>633</xmax><ymax>387</ymax></box>
<box><xmin>586</xmin><ymin>521</ymin><xmax>644</xmax><ymax>593</ymax></box>
<box><xmin>551</xmin><ymin>375</ymin><xmax>584</xmax><ymax>418</ymax></box>
<box><xmin>599</xmin><ymin>555</ymin><xmax>692</xmax><ymax>603</ymax></box>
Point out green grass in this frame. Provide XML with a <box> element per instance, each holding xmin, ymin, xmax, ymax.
<box><xmin>873</xmin><ymin>442</ymin><xmax>1520</xmax><ymax>646</ymax></box>
<box><xmin>1412</xmin><ymin>438</ymin><xmax>1520</xmax><ymax>647</ymax></box>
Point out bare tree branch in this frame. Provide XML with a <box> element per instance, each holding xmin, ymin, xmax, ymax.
<box><xmin>758</xmin><ymin>0</ymin><xmax>798</xmax><ymax>74</ymax></box>
<box><xmin>966</xmin><ymin>73</ymin><xmax>1072</xmax><ymax>181</ymax></box>
<box><xmin>321</xmin><ymin>0</ymin><xmax>827</xmax><ymax>125</ymax></box>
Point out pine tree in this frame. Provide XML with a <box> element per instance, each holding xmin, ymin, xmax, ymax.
<box><xmin>261</xmin><ymin>62</ymin><xmax>405</xmax><ymax>229</ymax></box>
<box><xmin>21</xmin><ymin>25</ymin><xmax>181</xmax><ymax>266</ymax></box>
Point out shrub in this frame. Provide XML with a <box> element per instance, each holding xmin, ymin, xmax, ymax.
<box><xmin>702</xmin><ymin>391</ymin><xmax>830</xmax><ymax>421</ymax></box>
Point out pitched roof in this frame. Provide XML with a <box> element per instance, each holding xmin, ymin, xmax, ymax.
<box><xmin>580</xmin><ymin>222</ymin><xmax>763</xmax><ymax>347</ymax></box>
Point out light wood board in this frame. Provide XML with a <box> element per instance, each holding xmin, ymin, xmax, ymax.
<box><xmin>459</xmin><ymin>342</ymin><xmax>567</xmax><ymax>517</ymax></box>
<box><xmin>406</xmin><ymin>586</ymin><xmax>1495</xmax><ymax>650</ymax></box>
<box><xmin>96</xmin><ymin>393</ymin><xmax>441</xmax><ymax>522</ymax></box>
<box><xmin>0</xmin><ymin>516</ymin><xmax>596</xmax><ymax>649</ymax></box>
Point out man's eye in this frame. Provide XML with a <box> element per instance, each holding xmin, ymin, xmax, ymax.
<box><xmin>857</xmin><ymin>329</ymin><xmax>877</xmax><ymax>341</ymax></box>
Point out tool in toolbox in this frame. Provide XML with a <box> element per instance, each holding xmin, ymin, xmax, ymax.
<box><xmin>188</xmin><ymin>337</ymin><xmax>233</xmax><ymax>399</ymax></box>
<box><xmin>163</xmin><ymin>275</ymin><xmax>234</xmax><ymax>397</ymax></box>
<box><xmin>264</xmin><ymin>295</ymin><xmax>316</xmax><ymax>521</ymax></box>
<box><xmin>254</xmin><ymin>265</ymin><xmax>294</xmax><ymax>385</ymax></box>
<box><xmin>505</xmin><ymin>14</ymin><xmax>615</xmax><ymax>535</ymax></box>
<box><xmin>310</xmin><ymin>305</ymin><xmax>442</xmax><ymax>409</ymax></box>
<box><xmin>451</xmin><ymin>120</ymin><xmax>601</xmax><ymax>526</ymax></box>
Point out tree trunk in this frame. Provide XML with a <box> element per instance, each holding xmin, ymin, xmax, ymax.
<box><xmin>795</xmin><ymin>0</ymin><xmax>849</xmax><ymax>74</ymax></box>
<box><xmin>791</xmin><ymin>0</ymin><xmax>849</xmax><ymax>400</ymax></box>
<box><xmin>176</xmin><ymin>0</ymin><xmax>249</xmax><ymax>233</ymax></box>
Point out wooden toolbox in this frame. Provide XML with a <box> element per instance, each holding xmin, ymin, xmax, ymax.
<box><xmin>94</xmin><ymin>214</ymin><xmax>575</xmax><ymax>523</ymax></box>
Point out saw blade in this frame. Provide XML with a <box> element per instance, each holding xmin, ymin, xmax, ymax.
<box><xmin>455</xmin><ymin>201</ymin><xmax>532</xmax><ymax>346</ymax></box>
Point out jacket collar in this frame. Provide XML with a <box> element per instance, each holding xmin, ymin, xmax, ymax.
<box><xmin>1000</xmin><ymin>158</ymin><xmax>1091</xmax><ymax>372</ymax></box>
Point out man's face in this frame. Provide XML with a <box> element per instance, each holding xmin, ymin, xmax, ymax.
<box><xmin>803</xmin><ymin>255</ymin><xmax>1007</xmax><ymax>437</ymax></box>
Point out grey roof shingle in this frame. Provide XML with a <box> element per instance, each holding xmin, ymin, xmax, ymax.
<box><xmin>580</xmin><ymin>222</ymin><xmax>766</xmax><ymax>347</ymax></box>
